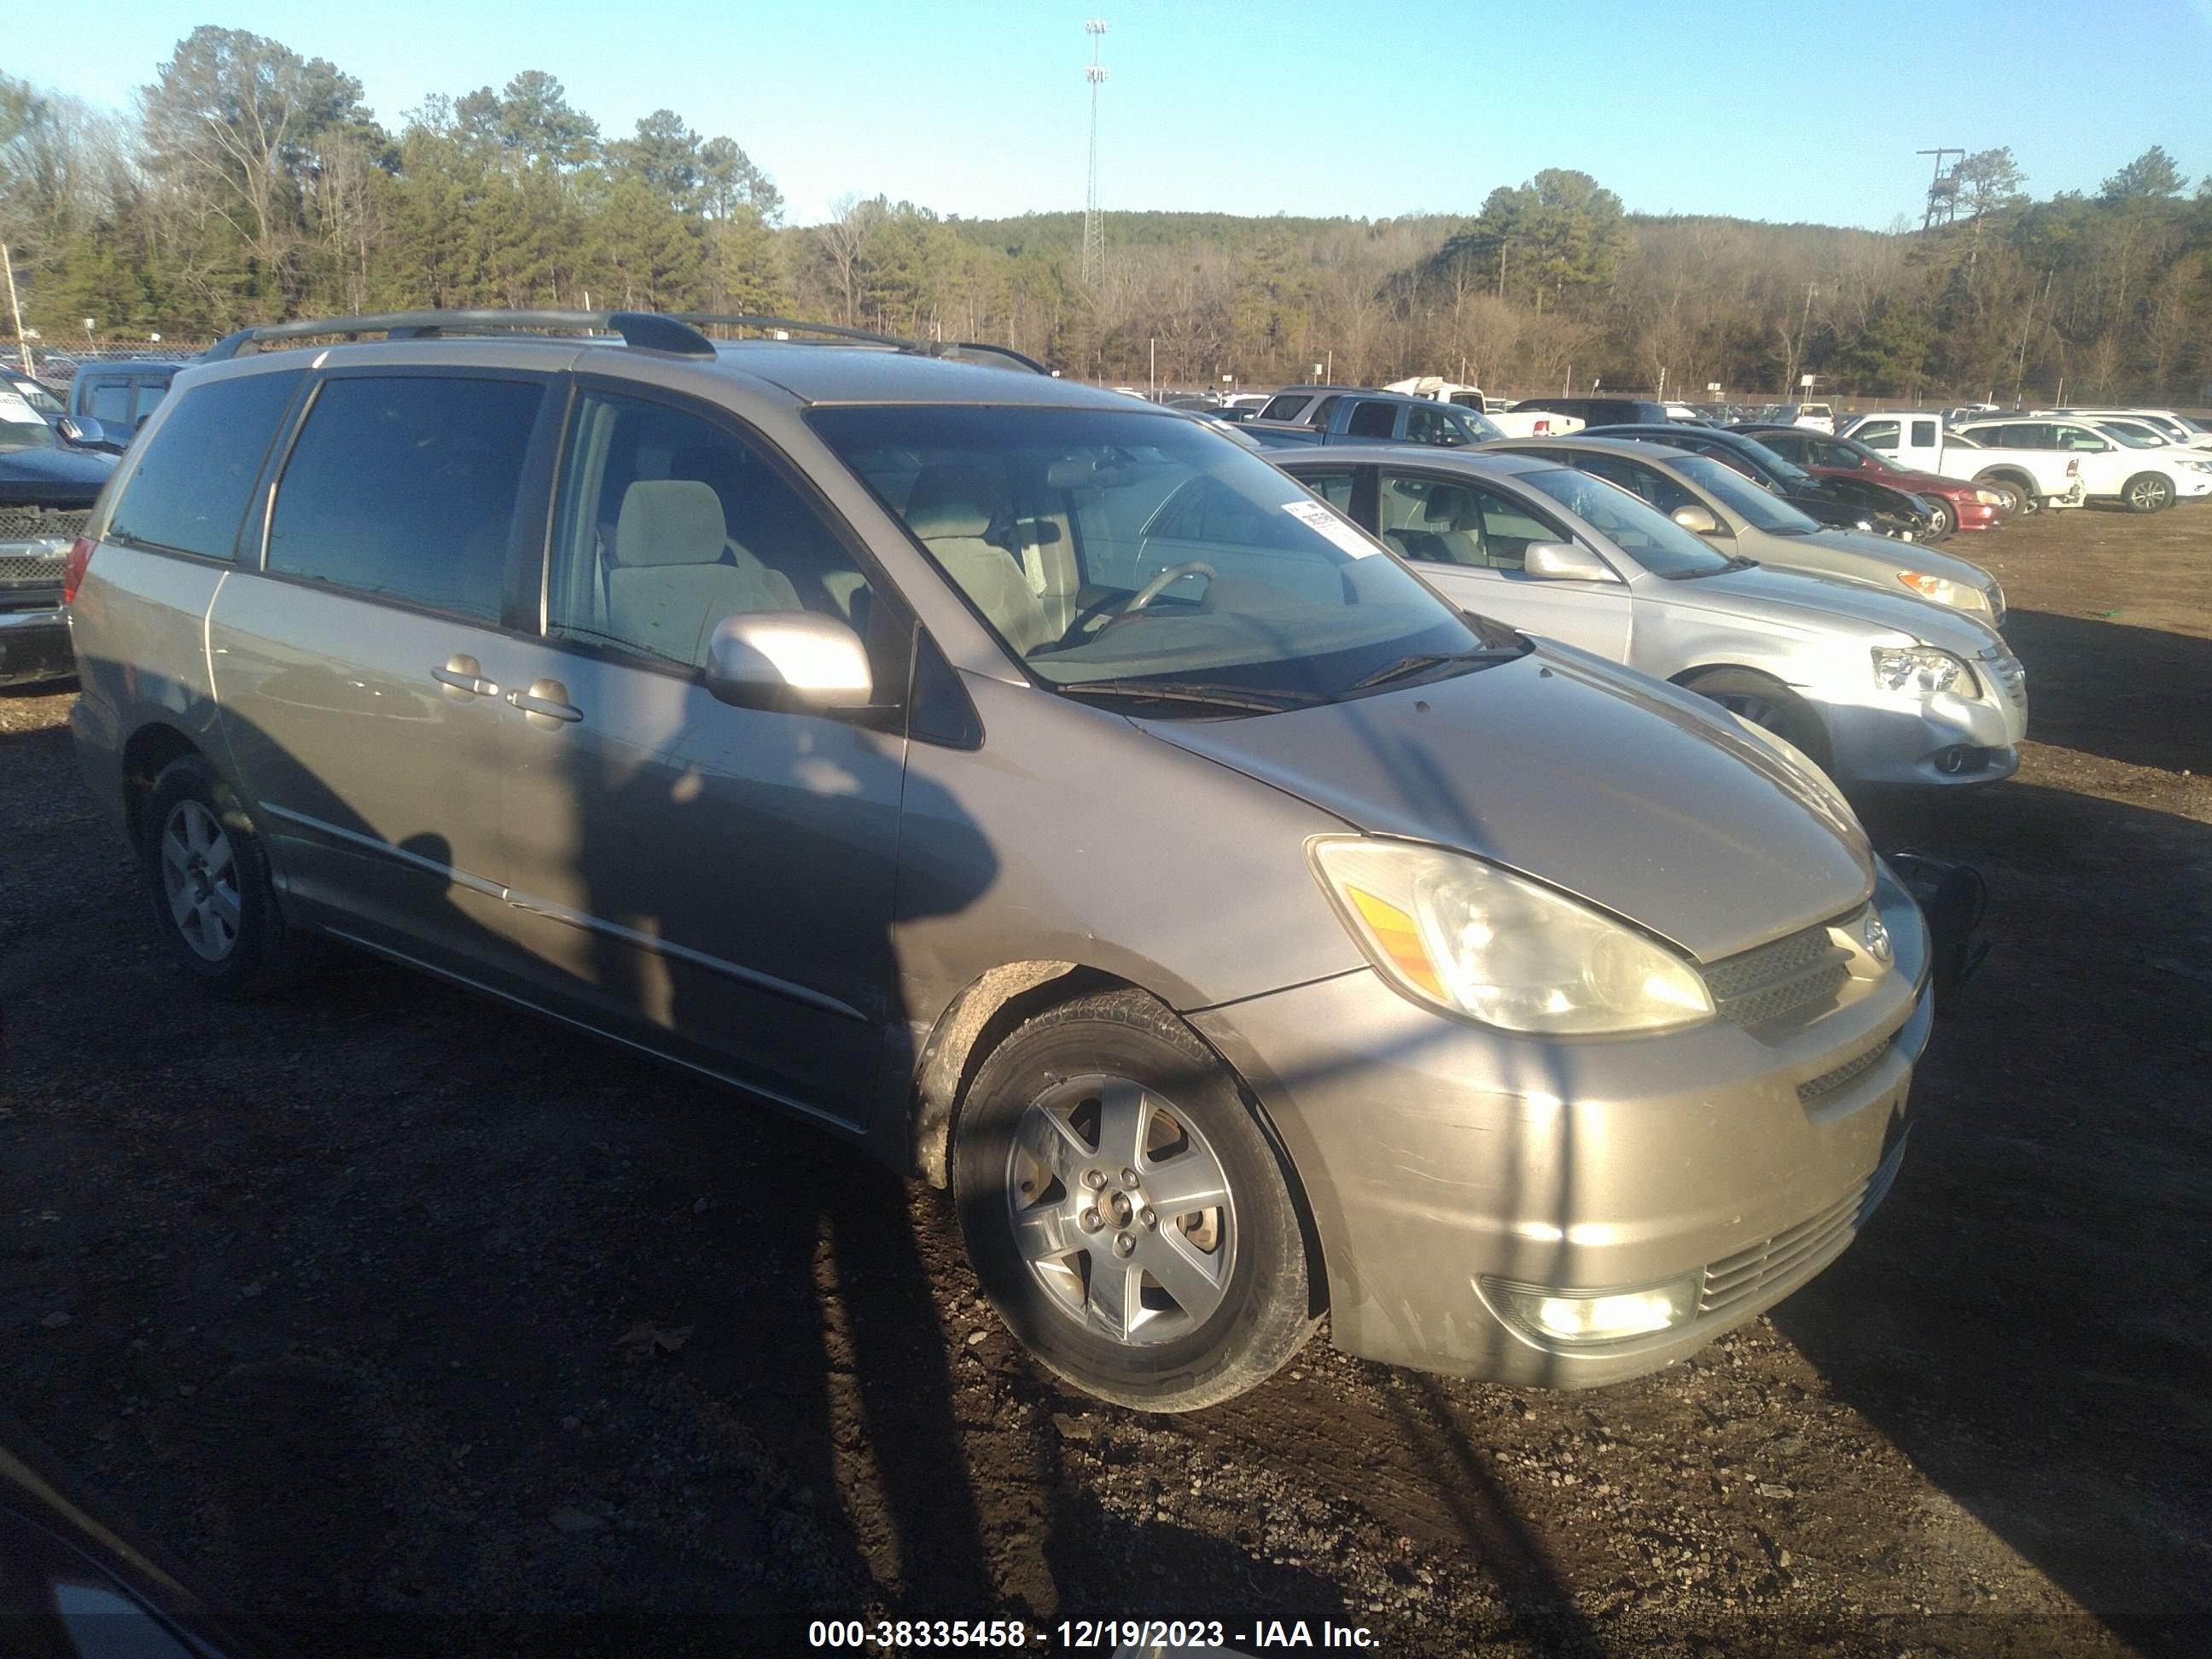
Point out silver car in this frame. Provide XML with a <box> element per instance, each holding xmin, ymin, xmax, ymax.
<box><xmin>1280</xmin><ymin>448</ymin><xmax>2029</xmax><ymax>789</ymax></box>
<box><xmin>1485</xmin><ymin>436</ymin><xmax>2008</xmax><ymax>623</ymax></box>
<box><xmin>70</xmin><ymin>309</ymin><xmax>1934</xmax><ymax>1409</ymax></box>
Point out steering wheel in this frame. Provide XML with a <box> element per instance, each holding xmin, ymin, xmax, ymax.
<box><xmin>1120</xmin><ymin>560</ymin><xmax>1216</xmax><ymax>617</ymax></box>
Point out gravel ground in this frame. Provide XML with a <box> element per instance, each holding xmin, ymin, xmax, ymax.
<box><xmin>3</xmin><ymin>502</ymin><xmax>2209</xmax><ymax>1656</ymax></box>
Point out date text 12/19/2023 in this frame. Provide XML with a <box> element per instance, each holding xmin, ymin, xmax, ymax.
<box><xmin>807</xmin><ymin>1616</ymin><xmax>1382</xmax><ymax>1650</ymax></box>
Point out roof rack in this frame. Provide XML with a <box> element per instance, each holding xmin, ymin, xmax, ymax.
<box><xmin>203</xmin><ymin>309</ymin><xmax>716</xmax><ymax>361</ymax></box>
<box><xmin>672</xmin><ymin>315</ymin><xmax>1051</xmax><ymax>375</ymax></box>
<box><xmin>201</xmin><ymin>307</ymin><xmax>1054</xmax><ymax>375</ymax></box>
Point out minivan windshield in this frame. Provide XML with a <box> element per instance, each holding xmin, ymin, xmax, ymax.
<box><xmin>811</xmin><ymin>405</ymin><xmax>1522</xmax><ymax>710</ymax></box>
<box><xmin>1514</xmin><ymin>467</ymin><xmax>1738</xmax><ymax>579</ymax></box>
<box><xmin>1673</xmin><ymin>453</ymin><xmax>1822</xmax><ymax>535</ymax></box>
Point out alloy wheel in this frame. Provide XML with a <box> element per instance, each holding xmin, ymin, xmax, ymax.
<box><xmin>2128</xmin><ymin>476</ymin><xmax>2173</xmax><ymax>511</ymax></box>
<box><xmin>1004</xmin><ymin>1074</ymin><xmax>1237</xmax><ymax>1345</ymax></box>
<box><xmin>160</xmin><ymin>799</ymin><xmax>242</xmax><ymax>962</ymax></box>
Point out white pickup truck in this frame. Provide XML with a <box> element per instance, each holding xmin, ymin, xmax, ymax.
<box><xmin>1837</xmin><ymin>410</ymin><xmax>2212</xmax><ymax>515</ymax></box>
<box><xmin>1384</xmin><ymin>377</ymin><xmax>1584</xmax><ymax>438</ymax></box>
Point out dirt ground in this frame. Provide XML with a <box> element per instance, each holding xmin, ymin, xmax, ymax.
<box><xmin>3</xmin><ymin>501</ymin><xmax>2209</xmax><ymax>1657</ymax></box>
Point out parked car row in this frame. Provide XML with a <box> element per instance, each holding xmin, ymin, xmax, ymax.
<box><xmin>45</xmin><ymin>308</ymin><xmax>2080</xmax><ymax>1419</ymax></box>
<box><xmin>1838</xmin><ymin>408</ymin><xmax>2212</xmax><ymax>514</ymax></box>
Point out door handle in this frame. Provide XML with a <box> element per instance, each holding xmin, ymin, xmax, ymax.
<box><xmin>432</xmin><ymin>655</ymin><xmax>498</xmax><ymax>698</ymax></box>
<box><xmin>508</xmin><ymin>678</ymin><xmax>583</xmax><ymax>725</ymax></box>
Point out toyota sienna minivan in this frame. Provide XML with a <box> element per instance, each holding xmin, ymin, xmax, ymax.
<box><xmin>67</xmin><ymin>310</ymin><xmax>1932</xmax><ymax>1410</ymax></box>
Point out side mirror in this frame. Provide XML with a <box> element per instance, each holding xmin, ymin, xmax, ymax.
<box><xmin>704</xmin><ymin>612</ymin><xmax>874</xmax><ymax>712</ymax></box>
<box><xmin>1670</xmin><ymin>504</ymin><xmax>1721</xmax><ymax>536</ymax></box>
<box><xmin>1522</xmin><ymin>541</ymin><xmax>1617</xmax><ymax>582</ymax></box>
<box><xmin>56</xmin><ymin>415</ymin><xmax>106</xmax><ymax>449</ymax></box>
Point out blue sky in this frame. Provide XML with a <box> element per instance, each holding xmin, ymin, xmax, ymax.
<box><xmin>14</xmin><ymin>1</ymin><xmax>2211</xmax><ymax>228</ymax></box>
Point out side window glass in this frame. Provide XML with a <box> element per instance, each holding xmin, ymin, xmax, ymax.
<box><xmin>1575</xmin><ymin>455</ymin><xmax>1689</xmax><ymax>513</ymax></box>
<box><xmin>1299</xmin><ymin>471</ymin><xmax>1357</xmax><ymax>513</ymax></box>
<box><xmin>1306</xmin><ymin>395</ymin><xmax>1340</xmax><ymax>428</ymax></box>
<box><xmin>1403</xmin><ymin>405</ymin><xmax>1445</xmax><ymax>446</ymax></box>
<box><xmin>1257</xmin><ymin>394</ymin><xmax>1309</xmax><ymax>423</ymax></box>
<box><xmin>2055</xmin><ymin>425</ymin><xmax>2104</xmax><ymax>451</ymax></box>
<box><xmin>1856</xmin><ymin>422</ymin><xmax>1899</xmax><ymax>449</ymax></box>
<box><xmin>88</xmin><ymin>381</ymin><xmax>131</xmax><ymax>424</ymax></box>
<box><xmin>108</xmin><ymin>370</ymin><xmax>304</xmax><ymax>559</ymax></box>
<box><xmin>267</xmin><ymin>375</ymin><xmax>541</xmax><ymax>624</ymax></box>
<box><xmin>1906</xmin><ymin>420</ymin><xmax>1935</xmax><ymax>447</ymax></box>
<box><xmin>547</xmin><ymin>389</ymin><xmax>876</xmax><ymax>671</ymax></box>
<box><xmin>1467</xmin><ymin>484</ymin><xmax>1561</xmax><ymax>572</ymax></box>
<box><xmin>1346</xmin><ymin>400</ymin><xmax>1398</xmax><ymax>440</ymax></box>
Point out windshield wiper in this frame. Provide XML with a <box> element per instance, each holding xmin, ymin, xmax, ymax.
<box><xmin>1348</xmin><ymin>647</ymin><xmax>1522</xmax><ymax>690</ymax></box>
<box><xmin>1057</xmin><ymin>678</ymin><xmax>1323</xmax><ymax>713</ymax></box>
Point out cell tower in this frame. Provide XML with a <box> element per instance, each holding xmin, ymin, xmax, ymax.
<box><xmin>1082</xmin><ymin>19</ymin><xmax>1109</xmax><ymax>285</ymax></box>
<box><xmin>1918</xmin><ymin>148</ymin><xmax>1964</xmax><ymax>232</ymax></box>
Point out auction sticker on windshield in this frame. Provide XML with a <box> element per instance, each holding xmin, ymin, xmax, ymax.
<box><xmin>0</xmin><ymin>392</ymin><xmax>40</xmax><ymax>424</ymax></box>
<box><xmin>1283</xmin><ymin>498</ymin><xmax>1379</xmax><ymax>557</ymax></box>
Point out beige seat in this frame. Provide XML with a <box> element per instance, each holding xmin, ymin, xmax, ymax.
<box><xmin>606</xmin><ymin>480</ymin><xmax>800</xmax><ymax>667</ymax></box>
<box><xmin>1421</xmin><ymin>486</ymin><xmax>1488</xmax><ymax>567</ymax></box>
<box><xmin>905</xmin><ymin>465</ymin><xmax>1057</xmax><ymax>656</ymax></box>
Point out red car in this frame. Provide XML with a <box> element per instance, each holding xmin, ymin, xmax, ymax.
<box><xmin>1737</xmin><ymin>426</ymin><xmax>2011</xmax><ymax>538</ymax></box>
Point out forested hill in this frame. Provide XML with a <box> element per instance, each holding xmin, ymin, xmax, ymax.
<box><xmin>4</xmin><ymin>28</ymin><xmax>2207</xmax><ymax>401</ymax></box>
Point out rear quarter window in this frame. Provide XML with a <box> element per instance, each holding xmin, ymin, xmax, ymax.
<box><xmin>107</xmin><ymin>370</ymin><xmax>306</xmax><ymax>560</ymax></box>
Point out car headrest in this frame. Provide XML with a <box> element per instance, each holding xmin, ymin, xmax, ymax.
<box><xmin>1423</xmin><ymin>486</ymin><xmax>1470</xmax><ymax>527</ymax></box>
<box><xmin>905</xmin><ymin>464</ymin><xmax>999</xmax><ymax>541</ymax></box>
<box><xmin>616</xmin><ymin>480</ymin><xmax>727</xmax><ymax>568</ymax></box>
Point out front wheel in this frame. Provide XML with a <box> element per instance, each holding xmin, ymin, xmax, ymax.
<box><xmin>1679</xmin><ymin>667</ymin><xmax>1835</xmax><ymax>776</ymax></box>
<box><xmin>1922</xmin><ymin>498</ymin><xmax>1956</xmax><ymax>538</ymax></box>
<box><xmin>952</xmin><ymin>989</ymin><xmax>1318</xmax><ymax>1411</ymax></box>
<box><xmin>2123</xmin><ymin>472</ymin><xmax>2175</xmax><ymax>514</ymax></box>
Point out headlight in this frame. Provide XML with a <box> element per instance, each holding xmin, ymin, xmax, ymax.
<box><xmin>1871</xmin><ymin>645</ymin><xmax>1976</xmax><ymax>696</ymax></box>
<box><xmin>1895</xmin><ymin>571</ymin><xmax>1986</xmax><ymax>611</ymax></box>
<box><xmin>1974</xmin><ymin>489</ymin><xmax>2005</xmax><ymax>506</ymax></box>
<box><xmin>1310</xmin><ymin>838</ymin><xmax>1714</xmax><ymax>1034</ymax></box>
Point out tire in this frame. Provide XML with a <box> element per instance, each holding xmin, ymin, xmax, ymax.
<box><xmin>141</xmin><ymin>754</ymin><xmax>316</xmax><ymax>998</ymax></box>
<box><xmin>1679</xmin><ymin>667</ymin><xmax>1835</xmax><ymax>776</ymax></box>
<box><xmin>1922</xmin><ymin>498</ymin><xmax>1956</xmax><ymax>538</ymax></box>
<box><xmin>1975</xmin><ymin>471</ymin><xmax>2032</xmax><ymax>516</ymax></box>
<box><xmin>2123</xmin><ymin>472</ymin><xmax>2175</xmax><ymax>514</ymax></box>
<box><xmin>951</xmin><ymin>988</ymin><xmax>1319</xmax><ymax>1412</ymax></box>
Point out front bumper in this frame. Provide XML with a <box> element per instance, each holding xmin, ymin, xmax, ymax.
<box><xmin>0</xmin><ymin>603</ymin><xmax>73</xmax><ymax>686</ymax></box>
<box><xmin>1192</xmin><ymin>871</ymin><xmax>1933</xmax><ymax>1388</ymax></box>
<box><xmin>1817</xmin><ymin>650</ymin><xmax>2027</xmax><ymax>790</ymax></box>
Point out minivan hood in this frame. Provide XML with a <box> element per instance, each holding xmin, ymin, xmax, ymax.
<box><xmin>1674</xmin><ymin>562</ymin><xmax>1996</xmax><ymax>648</ymax></box>
<box><xmin>1139</xmin><ymin>644</ymin><xmax>1872</xmax><ymax>963</ymax></box>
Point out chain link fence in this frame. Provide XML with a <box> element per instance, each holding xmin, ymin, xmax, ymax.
<box><xmin>7</xmin><ymin>341</ymin><xmax>213</xmax><ymax>387</ymax></box>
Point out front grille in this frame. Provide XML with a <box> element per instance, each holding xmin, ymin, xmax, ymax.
<box><xmin>1797</xmin><ymin>1033</ymin><xmax>1895</xmax><ymax>1102</ymax></box>
<box><xmin>1698</xmin><ymin>1139</ymin><xmax>1907</xmax><ymax>1318</ymax></box>
<box><xmin>0</xmin><ymin>505</ymin><xmax>89</xmax><ymax>546</ymax></box>
<box><xmin>1704</xmin><ymin>917</ymin><xmax>1854</xmax><ymax>1028</ymax></box>
<box><xmin>0</xmin><ymin>550</ymin><xmax>65</xmax><ymax>584</ymax></box>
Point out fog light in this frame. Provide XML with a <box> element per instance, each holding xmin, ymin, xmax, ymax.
<box><xmin>1492</xmin><ymin>1274</ymin><xmax>1700</xmax><ymax>1343</ymax></box>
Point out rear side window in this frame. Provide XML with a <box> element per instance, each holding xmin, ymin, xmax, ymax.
<box><xmin>1346</xmin><ymin>400</ymin><xmax>1398</xmax><ymax>439</ymax></box>
<box><xmin>1257</xmin><ymin>393</ymin><xmax>1311</xmax><ymax>422</ymax></box>
<box><xmin>266</xmin><ymin>375</ymin><xmax>542</xmax><ymax>624</ymax></box>
<box><xmin>108</xmin><ymin>370</ymin><xmax>305</xmax><ymax>560</ymax></box>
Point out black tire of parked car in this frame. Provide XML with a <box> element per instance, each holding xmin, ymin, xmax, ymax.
<box><xmin>140</xmin><ymin>754</ymin><xmax>317</xmax><ymax>998</ymax></box>
<box><xmin>1678</xmin><ymin>667</ymin><xmax>1835</xmax><ymax>775</ymax></box>
<box><xmin>1975</xmin><ymin>469</ymin><xmax>2035</xmax><ymax>515</ymax></box>
<box><xmin>2122</xmin><ymin>473</ymin><xmax>2175</xmax><ymax>514</ymax></box>
<box><xmin>1922</xmin><ymin>498</ymin><xmax>1956</xmax><ymax>538</ymax></box>
<box><xmin>952</xmin><ymin>988</ymin><xmax>1320</xmax><ymax>1412</ymax></box>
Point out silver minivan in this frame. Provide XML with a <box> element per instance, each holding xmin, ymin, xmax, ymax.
<box><xmin>68</xmin><ymin>311</ymin><xmax>1933</xmax><ymax>1410</ymax></box>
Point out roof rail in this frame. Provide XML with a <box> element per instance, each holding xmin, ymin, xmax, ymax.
<box><xmin>202</xmin><ymin>309</ymin><xmax>715</xmax><ymax>362</ymax></box>
<box><xmin>672</xmin><ymin>314</ymin><xmax>1052</xmax><ymax>375</ymax></box>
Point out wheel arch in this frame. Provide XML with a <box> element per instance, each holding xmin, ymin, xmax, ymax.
<box><xmin>119</xmin><ymin>720</ymin><xmax>204</xmax><ymax>853</ymax></box>
<box><xmin>910</xmin><ymin>962</ymin><xmax>1330</xmax><ymax>1313</ymax></box>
